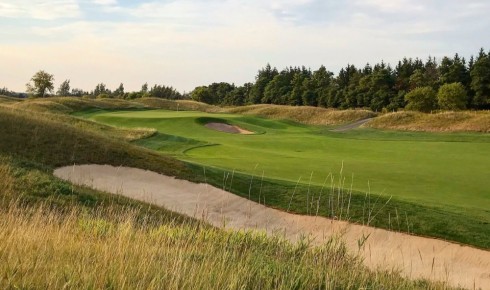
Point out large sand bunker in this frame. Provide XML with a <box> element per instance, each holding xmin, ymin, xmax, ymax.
<box><xmin>54</xmin><ymin>165</ymin><xmax>490</xmax><ymax>289</ymax></box>
<box><xmin>205</xmin><ymin>122</ymin><xmax>254</xmax><ymax>134</ymax></box>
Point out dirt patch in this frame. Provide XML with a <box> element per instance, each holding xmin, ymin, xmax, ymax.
<box><xmin>55</xmin><ymin>165</ymin><xmax>490</xmax><ymax>289</ymax></box>
<box><xmin>205</xmin><ymin>122</ymin><xmax>254</xmax><ymax>134</ymax></box>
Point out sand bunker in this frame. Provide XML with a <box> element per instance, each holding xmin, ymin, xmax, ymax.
<box><xmin>205</xmin><ymin>122</ymin><xmax>254</xmax><ymax>134</ymax></box>
<box><xmin>54</xmin><ymin>165</ymin><xmax>490</xmax><ymax>289</ymax></box>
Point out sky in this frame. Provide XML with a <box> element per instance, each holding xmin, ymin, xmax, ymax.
<box><xmin>1</xmin><ymin>0</ymin><xmax>489</xmax><ymax>93</ymax></box>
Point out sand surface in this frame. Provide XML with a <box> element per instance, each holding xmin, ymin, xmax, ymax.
<box><xmin>54</xmin><ymin>165</ymin><xmax>490</xmax><ymax>289</ymax></box>
<box><xmin>205</xmin><ymin>122</ymin><xmax>254</xmax><ymax>134</ymax></box>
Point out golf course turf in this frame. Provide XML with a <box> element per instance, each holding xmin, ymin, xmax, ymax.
<box><xmin>75</xmin><ymin>108</ymin><xmax>490</xmax><ymax>248</ymax></box>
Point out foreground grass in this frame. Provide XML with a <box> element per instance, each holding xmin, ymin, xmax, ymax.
<box><xmin>0</xmin><ymin>202</ymin><xmax>442</xmax><ymax>289</ymax></box>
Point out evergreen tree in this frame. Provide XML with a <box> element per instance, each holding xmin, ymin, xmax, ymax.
<box><xmin>470</xmin><ymin>49</ymin><xmax>490</xmax><ymax>108</ymax></box>
<box><xmin>248</xmin><ymin>64</ymin><xmax>278</xmax><ymax>104</ymax></box>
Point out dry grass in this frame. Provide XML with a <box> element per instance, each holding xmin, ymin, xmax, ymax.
<box><xmin>0</xmin><ymin>200</ymin><xmax>446</xmax><ymax>290</ymax></box>
<box><xmin>9</xmin><ymin>97</ymin><xmax>146</xmax><ymax>114</ymax></box>
<box><xmin>366</xmin><ymin>110</ymin><xmax>490</xmax><ymax>132</ymax></box>
<box><xmin>0</xmin><ymin>159</ymin><xmax>14</xmax><ymax>198</ymax></box>
<box><xmin>225</xmin><ymin>104</ymin><xmax>376</xmax><ymax>126</ymax></box>
<box><xmin>136</xmin><ymin>97</ymin><xmax>221</xmax><ymax>112</ymax></box>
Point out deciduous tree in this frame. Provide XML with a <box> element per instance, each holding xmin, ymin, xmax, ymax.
<box><xmin>26</xmin><ymin>70</ymin><xmax>54</xmax><ymax>97</ymax></box>
<box><xmin>57</xmin><ymin>80</ymin><xmax>71</xmax><ymax>96</ymax></box>
<box><xmin>405</xmin><ymin>86</ymin><xmax>437</xmax><ymax>112</ymax></box>
<box><xmin>437</xmin><ymin>82</ymin><xmax>467</xmax><ymax>110</ymax></box>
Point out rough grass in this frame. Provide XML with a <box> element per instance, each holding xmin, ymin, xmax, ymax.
<box><xmin>0</xmin><ymin>95</ymin><xmax>23</xmax><ymax>104</ymax></box>
<box><xmin>136</xmin><ymin>97</ymin><xmax>221</xmax><ymax>112</ymax></box>
<box><xmin>9</xmin><ymin>97</ymin><xmax>146</xmax><ymax>114</ymax></box>
<box><xmin>0</xmin><ymin>198</ymin><xmax>448</xmax><ymax>290</ymax></box>
<box><xmin>226</xmin><ymin>104</ymin><xmax>376</xmax><ymax>126</ymax></box>
<box><xmin>0</xmin><ymin>106</ymin><xmax>189</xmax><ymax>178</ymax></box>
<box><xmin>366</xmin><ymin>110</ymin><xmax>490</xmax><ymax>132</ymax></box>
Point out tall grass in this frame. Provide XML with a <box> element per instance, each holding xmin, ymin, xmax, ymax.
<box><xmin>366</xmin><ymin>110</ymin><xmax>490</xmax><ymax>132</ymax></box>
<box><xmin>0</xmin><ymin>200</ymin><xmax>446</xmax><ymax>289</ymax></box>
<box><xmin>225</xmin><ymin>104</ymin><xmax>376</xmax><ymax>126</ymax></box>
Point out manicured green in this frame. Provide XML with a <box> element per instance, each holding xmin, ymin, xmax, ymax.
<box><xmin>77</xmin><ymin>109</ymin><xmax>490</xmax><ymax>211</ymax></box>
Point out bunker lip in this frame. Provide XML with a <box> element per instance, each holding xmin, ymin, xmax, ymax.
<box><xmin>54</xmin><ymin>164</ymin><xmax>490</xmax><ymax>290</ymax></box>
<box><xmin>205</xmin><ymin>122</ymin><xmax>254</xmax><ymax>134</ymax></box>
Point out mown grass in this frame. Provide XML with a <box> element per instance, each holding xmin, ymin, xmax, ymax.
<box><xmin>83</xmin><ymin>110</ymin><xmax>490</xmax><ymax>210</ymax></box>
<box><xmin>76</xmin><ymin>109</ymin><xmax>490</xmax><ymax>249</ymax></box>
<box><xmin>366</xmin><ymin>110</ymin><xmax>490</xmax><ymax>133</ymax></box>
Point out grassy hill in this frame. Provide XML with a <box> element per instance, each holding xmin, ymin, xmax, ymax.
<box><xmin>0</xmin><ymin>97</ymin><xmax>450</xmax><ymax>289</ymax></box>
<box><xmin>366</xmin><ymin>111</ymin><xmax>490</xmax><ymax>133</ymax></box>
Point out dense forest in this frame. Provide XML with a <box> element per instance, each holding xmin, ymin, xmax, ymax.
<box><xmin>191</xmin><ymin>48</ymin><xmax>490</xmax><ymax>111</ymax></box>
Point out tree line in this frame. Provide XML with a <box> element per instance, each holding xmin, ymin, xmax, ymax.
<box><xmin>3</xmin><ymin>48</ymin><xmax>489</xmax><ymax>111</ymax></box>
<box><xmin>191</xmin><ymin>48</ymin><xmax>490</xmax><ymax>111</ymax></box>
<box><xmin>1</xmin><ymin>71</ymin><xmax>185</xmax><ymax>100</ymax></box>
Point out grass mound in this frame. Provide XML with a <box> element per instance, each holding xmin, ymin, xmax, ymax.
<box><xmin>226</xmin><ymin>104</ymin><xmax>376</xmax><ymax>126</ymax></box>
<box><xmin>9</xmin><ymin>97</ymin><xmax>146</xmax><ymax>114</ymax></box>
<box><xmin>367</xmin><ymin>110</ymin><xmax>490</xmax><ymax>132</ymax></box>
<box><xmin>136</xmin><ymin>97</ymin><xmax>220</xmax><ymax>112</ymax></box>
<box><xmin>0</xmin><ymin>95</ymin><xmax>23</xmax><ymax>104</ymax></box>
<box><xmin>0</xmin><ymin>106</ymin><xmax>189</xmax><ymax>178</ymax></box>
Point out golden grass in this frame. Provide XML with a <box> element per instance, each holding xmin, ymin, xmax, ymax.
<box><xmin>0</xmin><ymin>199</ymin><xmax>447</xmax><ymax>290</ymax></box>
<box><xmin>366</xmin><ymin>110</ymin><xmax>490</xmax><ymax>133</ymax></box>
<box><xmin>136</xmin><ymin>97</ymin><xmax>221</xmax><ymax>112</ymax></box>
<box><xmin>0</xmin><ymin>160</ymin><xmax>14</xmax><ymax>197</ymax></box>
<box><xmin>9</xmin><ymin>97</ymin><xmax>146</xmax><ymax>114</ymax></box>
<box><xmin>225</xmin><ymin>104</ymin><xmax>376</xmax><ymax>126</ymax></box>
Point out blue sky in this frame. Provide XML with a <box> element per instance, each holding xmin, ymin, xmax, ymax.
<box><xmin>1</xmin><ymin>0</ymin><xmax>489</xmax><ymax>92</ymax></box>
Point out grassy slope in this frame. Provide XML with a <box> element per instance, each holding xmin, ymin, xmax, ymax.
<box><xmin>366</xmin><ymin>111</ymin><xmax>490</xmax><ymax>133</ymax></box>
<box><xmin>225</xmin><ymin>104</ymin><xmax>376</xmax><ymax>126</ymax></box>
<box><xmin>0</xmin><ymin>99</ymin><xmax>446</xmax><ymax>289</ymax></box>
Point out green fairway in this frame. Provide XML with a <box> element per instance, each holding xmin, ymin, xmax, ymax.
<box><xmin>76</xmin><ymin>109</ymin><xmax>490</xmax><ymax>211</ymax></box>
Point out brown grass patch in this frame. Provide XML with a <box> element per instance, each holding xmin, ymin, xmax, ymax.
<box><xmin>225</xmin><ymin>104</ymin><xmax>376</xmax><ymax>126</ymax></box>
<box><xmin>366</xmin><ymin>110</ymin><xmax>490</xmax><ymax>132</ymax></box>
<box><xmin>136</xmin><ymin>98</ymin><xmax>220</xmax><ymax>112</ymax></box>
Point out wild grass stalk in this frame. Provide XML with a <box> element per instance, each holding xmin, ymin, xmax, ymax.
<box><xmin>0</xmin><ymin>200</ymin><xmax>448</xmax><ymax>289</ymax></box>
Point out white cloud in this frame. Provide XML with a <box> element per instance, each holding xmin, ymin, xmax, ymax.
<box><xmin>92</xmin><ymin>0</ymin><xmax>117</xmax><ymax>5</ymax></box>
<box><xmin>0</xmin><ymin>0</ymin><xmax>80</xmax><ymax>20</ymax></box>
<box><xmin>356</xmin><ymin>0</ymin><xmax>425</xmax><ymax>13</ymax></box>
<box><xmin>1</xmin><ymin>0</ymin><xmax>489</xmax><ymax>92</ymax></box>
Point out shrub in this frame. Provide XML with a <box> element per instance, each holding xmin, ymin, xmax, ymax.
<box><xmin>437</xmin><ymin>82</ymin><xmax>467</xmax><ymax>110</ymax></box>
<box><xmin>405</xmin><ymin>86</ymin><xmax>437</xmax><ymax>112</ymax></box>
